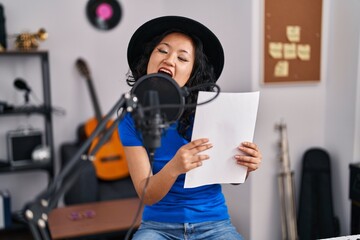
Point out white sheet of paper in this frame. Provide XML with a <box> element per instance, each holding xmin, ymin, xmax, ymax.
<box><xmin>184</xmin><ymin>91</ymin><xmax>260</xmax><ymax>188</ymax></box>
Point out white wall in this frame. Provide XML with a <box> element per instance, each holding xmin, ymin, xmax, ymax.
<box><xmin>250</xmin><ymin>0</ymin><xmax>360</xmax><ymax>238</ymax></box>
<box><xmin>250</xmin><ymin>0</ymin><xmax>329</xmax><ymax>238</ymax></box>
<box><xmin>0</xmin><ymin>0</ymin><xmax>359</xmax><ymax>239</ymax></box>
<box><xmin>324</xmin><ymin>0</ymin><xmax>360</xmax><ymax>234</ymax></box>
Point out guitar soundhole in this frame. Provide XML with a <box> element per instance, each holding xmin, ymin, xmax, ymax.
<box><xmin>100</xmin><ymin>155</ymin><xmax>122</xmax><ymax>162</ymax></box>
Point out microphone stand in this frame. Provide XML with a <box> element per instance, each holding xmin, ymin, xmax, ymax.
<box><xmin>22</xmin><ymin>92</ymin><xmax>139</xmax><ymax>240</ymax></box>
<box><xmin>21</xmin><ymin>71</ymin><xmax>211</xmax><ymax>239</ymax></box>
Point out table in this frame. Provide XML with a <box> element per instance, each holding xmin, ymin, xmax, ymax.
<box><xmin>48</xmin><ymin>198</ymin><xmax>142</xmax><ymax>239</ymax></box>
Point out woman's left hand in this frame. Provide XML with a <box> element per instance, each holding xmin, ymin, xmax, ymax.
<box><xmin>235</xmin><ymin>142</ymin><xmax>262</xmax><ymax>173</ymax></box>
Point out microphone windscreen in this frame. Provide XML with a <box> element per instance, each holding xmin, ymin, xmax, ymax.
<box><xmin>14</xmin><ymin>78</ymin><xmax>30</xmax><ymax>91</ymax></box>
<box><xmin>131</xmin><ymin>73</ymin><xmax>185</xmax><ymax>123</ymax></box>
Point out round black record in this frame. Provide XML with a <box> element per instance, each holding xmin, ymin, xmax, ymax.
<box><xmin>86</xmin><ymin>0</ymin><xmax>122</xmax><ymax>31</ymax></box>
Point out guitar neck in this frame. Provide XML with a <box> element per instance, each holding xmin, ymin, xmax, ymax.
<box><xmin>86</xmin><ymin>76</ymin><xmax>102</xmax><ymax>122</ymax></box>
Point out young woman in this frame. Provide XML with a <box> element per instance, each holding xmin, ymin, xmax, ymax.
<box><xmin>119</xmin><ymin>16</ymin><xmax>262</xmax><ymax>240</ymax></box>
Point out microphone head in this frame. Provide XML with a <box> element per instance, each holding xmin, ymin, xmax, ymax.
<box><xmin>131</xmin><ymin>73</ymin><xmax>185</xmax><ymax>123</ymax></box>
<box><xmin>14</xmin><ymin>78</ymin><xmax>31</xmax><ymax>92</ymax></box>
<box><xmin>143</xmin><ymin>90</ymin><xmax>160</xmax><ymax>116</ymax></box>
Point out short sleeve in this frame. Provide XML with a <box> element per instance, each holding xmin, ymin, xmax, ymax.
<box><xmin>118</xmin><ymin>112</ymin><xmax>143</xmax><ymax>146</ymax></box>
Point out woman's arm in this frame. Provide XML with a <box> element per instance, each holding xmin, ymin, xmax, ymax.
<box><xmin>125</xmin><ymin>138</ymin><xmax>212</xmax><ymax>205</ymax></box>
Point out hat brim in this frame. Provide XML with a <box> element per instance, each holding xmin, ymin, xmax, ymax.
<box><xmin>127</xmin><ymin>16</ymin><xmax>224</xmax><ymax>80</ymax></box>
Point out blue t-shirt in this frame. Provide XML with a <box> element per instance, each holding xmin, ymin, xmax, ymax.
<box><xmin>118</xmin><ymin>113</ymin><xmax>230</xmax><ymax>223</ymax></box>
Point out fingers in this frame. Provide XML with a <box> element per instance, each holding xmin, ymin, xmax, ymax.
<box><xmin>190</xmin><ymin>143</ymin><xmax>213</xmax><ymax>155</ymax></box>
<box><xmin>235</xmin><ymin>154</ymin><xmax>260</xmax><ymax>164</ymax></box>
<box><xmin>178</xmin><ymin>152</ymin><xmax>210</xmax><ymax>172</ymax></box>
<box><xmin>185</xmin><ymin>138</ymin><xmax>211</xmax><ymax>150</ymax></box>
<box><xmin>173</xmin><ymin>138</ymin><xmax>212</xmax><ymax>173</ymax></box>
<box><xmin>235</xmin><ymin>142</ymin><xmax>263</xmax><ymax>172</ymax></box>
<box><xmin>235</xmin><ymin>155</ymin><xmax>260</xmax><ymax>168</ymax></box>
<box><xmin>191</xmin><ymin>154</ymin><xmax>210</xmax><ymax>165</ymax></box>
<box><xmin>187</xmin><ymin>139</ymin><xmax>212</xmax><ymax>167</ymax></box>
<box><xmin>184</xmin><ymin>138</ymin><xmax>213</xmax><ymax>155</ymax></box>
<box><xmin>240</xmin><ymin>142</ymin><xmax>261</xmax><ymax>158</ymax></box>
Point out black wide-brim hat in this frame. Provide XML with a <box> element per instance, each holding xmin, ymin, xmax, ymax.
<box><xmin>127</xmin><ymin>16</ymin><xmax>224</xmax><ymax>80</ymax></box>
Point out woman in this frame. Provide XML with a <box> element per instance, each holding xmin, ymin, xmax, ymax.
<box><xmin>119</xmin><ymin>16</ymin><xmax>262</xmax><ymax>240</ymax></box>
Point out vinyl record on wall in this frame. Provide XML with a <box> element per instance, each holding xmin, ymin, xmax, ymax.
<box><xmin>86</xmin><ymin>0</ymin><xmax>122</xmax><ymax>31</ymax></box>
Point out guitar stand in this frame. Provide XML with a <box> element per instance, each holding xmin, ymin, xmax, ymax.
<box><xmin>22</xmin><ymin>92</ymin><xmax>138</xmax><ymax>240</ymax></box>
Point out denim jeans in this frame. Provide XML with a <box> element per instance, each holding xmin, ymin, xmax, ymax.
<box><xmin>132</xmin><ymin>219</ymin><xmax>244</xmax><ymax>240</ymax></box>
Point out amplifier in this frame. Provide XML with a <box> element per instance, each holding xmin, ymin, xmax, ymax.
<box><xmin>6</xmin><ymin>129</ymin><xmax>43</xmax><ymax>166</ymax></box>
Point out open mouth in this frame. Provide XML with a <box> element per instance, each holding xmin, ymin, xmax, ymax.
<box><xmin>158</xmin><ymin>68</ymin><xmax>173</xmax><ymax>77</ymax></box>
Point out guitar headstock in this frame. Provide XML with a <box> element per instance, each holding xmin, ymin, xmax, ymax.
<box><xmin>76</xmin><ymin>58</ymin><xmax>91</xmax><ymax>79</ymax></box>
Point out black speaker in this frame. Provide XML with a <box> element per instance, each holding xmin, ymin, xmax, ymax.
<box><xmin>350</xmin><ymin>163</ymin><xmax>360</xmax><ymax>233</ymax></box>
<box><xmin>0</xmin><ymin>4</ymin><xmax>7</xmax><ymax>49</ymax></box>
<box><xmin>6</xmin><ymin>129</ymin><xmax>43</xmax><ymax>166</ymax></box>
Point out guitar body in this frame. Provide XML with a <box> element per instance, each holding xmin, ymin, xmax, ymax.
<box><xmin>76</xmin><ymin>58</ymin><xmax>129</xmax><ymax>180</ymax></box>
<box><xmin>84</xmin><ymin>117</ymin><xmax>129</xmax><ymax>180</ymax></box>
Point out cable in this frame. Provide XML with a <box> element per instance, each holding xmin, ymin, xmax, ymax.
<box><xmin>29</xmin><ymin>91</ymin><xmax>42</xmax><ymax>105</ymax></box>
<box><xmin>124</xmin><ymin>152</ymin><xmax>154</xmax><ymax>240</ymax></box>
<box><xmin>140</xmin><ymin>83</ymin><xmax>221</xmax><ymax>113</ymax></box>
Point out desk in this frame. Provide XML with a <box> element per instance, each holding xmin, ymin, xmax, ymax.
<box><xmin>48</xmin><ymin>198</ymin><xmax>142</xmax><ymax>239</ymax></box>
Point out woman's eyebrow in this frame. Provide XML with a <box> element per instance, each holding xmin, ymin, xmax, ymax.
<box><xmin>158</xmin><ymin>42</ymin><xmax>170</xmax><ymax>47</ymax></box>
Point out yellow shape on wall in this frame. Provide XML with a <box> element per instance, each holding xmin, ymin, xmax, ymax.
<box><xmin>274</xmin><ymin>60</ymin><xmax>289</xmax><ymax>77</ymax></box>
<box><xmin>269</xmin><ymin>42</ymin><xmax>283</xmax><ymax>59</ymax></box>
<box><xmin>283</xmin><ymin>43</ymin><xmax>297</xmax><ymax>59</ymax></box>
<box><xmin>297</xmin><ymin>44</ymin><xmax>311</xmax><ymax>61</ymax></box>
<box><xmin>286</xmin><ymin>26</ymin><xmax>301</xmax><ymax>42</ymax></box>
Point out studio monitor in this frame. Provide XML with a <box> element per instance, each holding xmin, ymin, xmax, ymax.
<box><xmin>7</xmin><ymin>129</ymin><xmax>43</xmax><ymax>166</ymax></box>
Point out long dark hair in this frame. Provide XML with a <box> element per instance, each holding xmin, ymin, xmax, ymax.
<box><xmin>126</xmin><ymin>30</ymin><xmax>217</xmax><ymax>140</ymax></box>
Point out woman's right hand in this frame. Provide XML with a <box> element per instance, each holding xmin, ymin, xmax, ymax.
<box><xmin>168</xmin><ymin>138</ymin><xmax>212</xmax><ymax>176</ymax></box>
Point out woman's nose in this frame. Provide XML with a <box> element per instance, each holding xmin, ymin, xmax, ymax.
<box><xmin>163</xmin><ymin>54</ymin><xmax>175</xmax><ymax>66</ymax></box>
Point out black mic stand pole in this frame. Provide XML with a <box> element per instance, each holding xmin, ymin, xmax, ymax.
<box><xmin>22</xmin><ymin>92</ymin><xmax>138</xmax><ymax>240</ymax></box>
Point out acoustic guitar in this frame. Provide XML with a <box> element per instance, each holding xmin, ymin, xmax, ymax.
<box><xmin>75</xmin><ymin>58</ymin><xmax>129</xmax><ymax>180</ymax></box>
